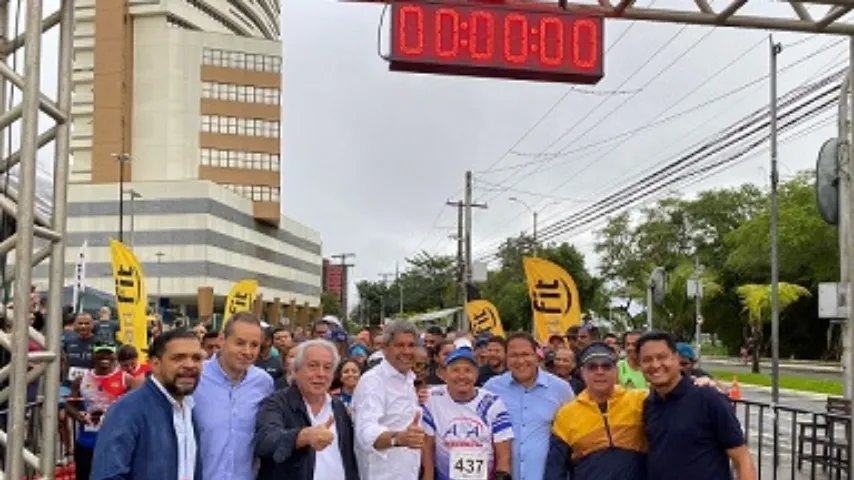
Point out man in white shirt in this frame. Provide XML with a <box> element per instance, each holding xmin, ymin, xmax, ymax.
<box><xmin>352</xmin><ymin>319</ymin><xmax>424</xmax><ymax>480</ymax></box>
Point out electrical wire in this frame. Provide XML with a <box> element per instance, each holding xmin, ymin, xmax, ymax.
<box><xmin>473</xmin><ymin>22</ymin><xmax>696</xmax><ymax>203</ymax></box>
<box><xmin>470</xmin><ymin>38</ymin><xmax>845</xmax><ymax>255</ymax></box>
<box><xmin>481</xmin><ymin>75</ymin><xmax>840</xmax><ymax>256</ymax></box>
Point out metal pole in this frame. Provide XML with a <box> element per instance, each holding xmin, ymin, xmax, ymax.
<box><xmin>456</xmin><ymin>202</ymin><xmax>465</xmax><ymax>328</ymax></box>
<box><xmin>846</xmin><ymin>35</ymin><xmax>854</xmax><ymax>477</ymax></box>
<box><xmin>694</xmin><ymin>256</ymin><xmax>703</xmax><ymax>362</ymax></box>
<box><xmin>769</xmin><ymin>36</ymin><xmax>782</xmax><ymax>406</ymax></box>
<box><xmin>41</xmin><ymin>1</ymin><xmax>73</xmax><ymax>473</ymax></box>
<box><xmin>769</xmin><ymin>35</ymin><xmax>783</xmax><ymax>477</ymax></box>
<box><xmin>840</xmin><ymin>69</ymin><xmax>852</xmax><ymax>400</ymax></box>
<box><xmin>463</xmin><ymin>171</ymin><xmax>473</xmax><ymax>332</ymax></box>
<box><xmin>396</xmin><ymin>261</ymin><xmax>403</xmax><ymax>315</ymax></box>
<box><xmin>118</xmin><ymin>155</ymin><xmax>125</xmax><ymax>242</ymax></box>
<box><xmin>129</xmin><ymin>191</ymin><xmax>135</xmax><ymax>248</ymax></box>
<box><xmin>533</xmin><ymin>210</ymin><xmax>538</xmax><ymax>257</ymax></box>
<box><xmin>6</xmin><ymin>0</ymin><xmax>46</xmax><ymax>476</ymax></box>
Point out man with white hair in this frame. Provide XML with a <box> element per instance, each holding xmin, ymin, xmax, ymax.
<box><xmin>254</xmin><ymin>339</ymin><xmax>359</xmax><ymax>480</ymax></box>
<box><xmin>352</xmin><ymin>319</ymin><xmax>424</xmax><ymax>480</ymax></box>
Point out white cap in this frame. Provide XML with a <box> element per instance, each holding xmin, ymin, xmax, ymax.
<box><xmin>454</xmin><ymin>337</ymin><xmax>473</xmax><ymax>350</ymax></box>
<box><xmin>321</xmin><ymin>315</ymin><xmax>342</xmax><ymax>328</ymax></box>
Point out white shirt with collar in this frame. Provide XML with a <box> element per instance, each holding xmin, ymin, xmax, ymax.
<box><xmin>151</xmin><ymin>376</ymin><xmax>197</xmax><ymax>480</ymax></box>
<box><xmin>352</xmin><ymin>359</ymin><xmax>420</xmax><ymax>480</ymax></box>
<box><xmin>304</xmin><ymin>394</ymin><xmax>346</xmax><ymax>480</ymax></box>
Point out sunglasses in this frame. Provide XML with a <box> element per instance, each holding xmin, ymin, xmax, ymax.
<box><xmin>584</xmin><ymin>362</ymin><xmax>614</xmax><ymax>372</ymax></box>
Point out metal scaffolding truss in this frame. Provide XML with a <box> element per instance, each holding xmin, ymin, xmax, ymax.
<box><xmin>0</xmin><ymin>0</ymin><xmax>73</xmax><ymax>478</ymax></box>
<box><xmin>557</xmin><ymin>0</ymin><xmax>854</xmax><ymax>34</ymax></box>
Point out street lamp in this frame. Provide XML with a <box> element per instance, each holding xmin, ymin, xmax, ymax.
<box><xmin>123</xmin><ymin>189</ymin><xmax>142</xmax><ymax>248</ymax></box>
<box><xmin>112</xmin><ymin>153</ymin><xmax>132</xmax><ymax>242</ymax></box>
<box><xmin>509</xmin><ymin>197</ymin><xmax>562</xmax><ymax>256</ymax></box>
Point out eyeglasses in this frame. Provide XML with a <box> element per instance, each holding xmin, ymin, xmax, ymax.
<box><xmin>584</xmin><ymin>362</ymin><xmax>614</xmax><ymax>372</ymax></box>
<box><xmin>413</xmin><ymin>362</ymin><xmax>428</xmax><ymax>370</ymax></box>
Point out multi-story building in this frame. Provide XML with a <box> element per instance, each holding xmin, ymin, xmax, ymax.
<box><xmin>31</xmin><ymin>0</ymin><xmax>323</xmax><ymax>321</ymax></box>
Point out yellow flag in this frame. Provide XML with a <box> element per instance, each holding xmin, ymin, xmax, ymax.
<box><xmin>466</xmin><ymin>300</ymin><xmax>505</xmax><ymax>338</ymax></box>
<box><xmin>224</xmin><ymin>279</ymin><xmax>258</xmax><ymax>324</ymax></box>
<box><xmin>109</xmin><ymin>240</ymin><xmax>149</xmax><ymax>362</ymax></box>
<box><xmin>522</xmin><ymin>257</ymin><xmax>582</xmax><ymax>345</ymax></box>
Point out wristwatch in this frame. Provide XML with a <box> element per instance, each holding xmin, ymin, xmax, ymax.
<box><xmin>390</xmin><ymin>432</ymin><xmax>399</xmax><ymax>447</ymax></box>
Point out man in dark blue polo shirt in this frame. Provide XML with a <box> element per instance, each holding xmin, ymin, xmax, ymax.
<box><xmin>638</xmin><ymin>332</ymin><xmax>756</xmax><ymax>480</ymax></box>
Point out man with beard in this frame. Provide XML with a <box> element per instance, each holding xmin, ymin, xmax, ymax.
<box><xmin>90</xmin><ymin>329</ymin><xmax>204</xmax><ymax>480</ymax></box>
<box><xmin>476</xmin><ymin>336</ymin><xmax>506</xmax><ymax>387</ymax></box>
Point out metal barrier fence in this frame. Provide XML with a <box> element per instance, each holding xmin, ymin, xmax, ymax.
<box><xmin>734</xmin><ymin>399</ymin><xmax>851</xmax><ymax>480</ymax></box>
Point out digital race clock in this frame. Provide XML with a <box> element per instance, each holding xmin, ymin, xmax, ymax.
<box><xmin>389</xmin><ymin>1</ymin><xmax>604</xmax><ymax>84</ymax></box>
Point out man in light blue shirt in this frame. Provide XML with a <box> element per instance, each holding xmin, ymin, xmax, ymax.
<box><xmin>484</xmin><ymin>332</ymin><xmax>574</xmax><ymax>480</ymax></box>
<box><xmin>194</xmin><ymin>312</ymin><xmax>274</xmax><ymax>480</ymax></box>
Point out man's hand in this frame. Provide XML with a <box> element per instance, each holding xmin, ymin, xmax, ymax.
<box><xmin>300</xmin><ymin>415</ymin><xmax>336</xmax><ymax>451</ymax></box>
<box><xmin>398</xmin><ymin>411</ymin><xmax>425</xmax><ymax>449</ymax></box>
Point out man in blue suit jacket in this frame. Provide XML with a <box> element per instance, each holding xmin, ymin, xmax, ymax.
<box><xmin>91</xmin><ymin>328</ymin><xmax>205</xmax><ymax>480</ymax></box>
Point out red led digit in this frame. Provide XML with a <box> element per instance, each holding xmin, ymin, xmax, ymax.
<box><xmin>435</xmin><ymin>8</ymin><xmax>460</xmax><ymax>58</ymax></box>
<box><xmin>539</xmin><ymin>16</ymin><xmax>563</xmax><ymax>66</ymax></box>
<box><xmin>572</xmin><ymin>18</ymin><xmax>598</xmax><ymax>69</ymax></box>
<box><xmin>398</xmin><ymin>5</ymin><xmax>425</xmax><ymax>55</ymax></box>
<box><xmin>469</xmin><ymin>11</ymin><xmax>495</xmax><ymax>61</ymax></box>
<box><xmin>504</xmin><ymin>14</ymin><xmax>528</xmax><ymax>64</ymax></box>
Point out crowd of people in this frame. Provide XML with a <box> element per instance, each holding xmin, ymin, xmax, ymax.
<box><xmin>54</xmin><ymin>307</ymin><xmax>757</xmax><ymax>480</ymax></box>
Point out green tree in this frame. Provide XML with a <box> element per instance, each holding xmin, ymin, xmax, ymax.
<box><xmin>736</xmin><ymin>282</ymin><xmax>811</xmax><ymax>372</ymax></box>
<box><xmin>656</xmin><ymin>261</ymin><xmax>722</xmax><ymax>338</ymax></box>
<box><xmin>320</xmin><ymin>291</ymin><xmax>341</xmax><ymax>317</ymax></box>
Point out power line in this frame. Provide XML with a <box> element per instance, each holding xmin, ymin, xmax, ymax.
<box><xmin>470</xmin><ymin>39</ymin><xmax>845</xmax><ymax>256</ymax></box>
<box><xmin>478</xmin><ymin>75</ymin><xmax>839</xmax><ymax>257</ymax></box>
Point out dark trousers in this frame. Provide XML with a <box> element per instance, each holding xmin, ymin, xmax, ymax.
<box><xmin>74</xmin><ymin>443</ymin><xmax>93</xmax><ymax>480</ymax></box>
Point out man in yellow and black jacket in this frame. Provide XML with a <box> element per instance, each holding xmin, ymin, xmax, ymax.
<box><xmin>544</xmin><ymin>342</ymin><xmax>648</xmax><ymax>480</ymax></box>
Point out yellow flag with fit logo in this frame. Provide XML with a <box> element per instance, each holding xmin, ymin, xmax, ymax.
<box><xmin>224</xmin><ymin>279</ymin><xmax>258</xmax><ymax>324</ymax></box>
<box><xmin>109</xmin><ymin>239</ymin><xmax>148</xmax><ymax>362</ymax></box>
<box><xmin>466</xmin><ymin>300</ymin><xmax>505</xmax><ymax>338</ymax></box>
<box><xmin>522</xmin><ymin>256</ymin><xmax>582</xmax><ymax>345</ymax></box>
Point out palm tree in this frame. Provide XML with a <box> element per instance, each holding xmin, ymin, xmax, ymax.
<box><xmin>660</xmin><ymin>262</ymin><xmax>722</xmax><ymax>338</ymax></box>
<box><xmin>736</xmin><ymin>283</ymin><xmax>811</xmax><ymax>373</ymax></box>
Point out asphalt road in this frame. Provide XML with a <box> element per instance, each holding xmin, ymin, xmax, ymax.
<box><xmin>739</xmin><ymin>386</ymin><xmax>846</xmax><ymax>479</ymax></box>
<box><xmin>703</xmin><ymin>358</ymin><xmax>843</xmax><ymax>382</ymax></box>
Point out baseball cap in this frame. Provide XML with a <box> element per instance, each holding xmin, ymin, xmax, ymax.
<box><xmin>321</xmin><ymin>315</ymin><xmax>342</xmax><ymax>328</ymax></box>
<box><xmin>349</xmin><ymin>344</ymin><xmax>369</xmax><ymax>358</ymax></box>
<box><xmin>676</xmin><ymin>342</ymin><xmax>697</xmax><ymax>361</ymax></box>
<box><xmin>578</xmin><ymin>342</ymin><xmax>617</xmax><ymax>366</ymax></box>
<box><xmin>445</xmin><ymin>347</ymin><xmax>477</xmax><ymax>367</ymax></box>
<box><xmin>326</xmin><ymin>327</ymin><xmax>349</xmax><ymax>344</ymax></box>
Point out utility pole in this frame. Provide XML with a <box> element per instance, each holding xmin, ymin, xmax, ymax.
<box><xmin>840</xmin><ymin>50</ymin><xmax>853</xmax><ymax>401</ymax></box>
<box><xmin>378</xmin><ymin>272</ymin><xmax>394</xmax><ymax>322</ymax></box>
<box><xmin>846</xmin><ymin>37</ymin><xmax>854</xmax><ymax>476</ymax></box>
<box><xmin>331</xmin><ymin>253</ymin><xmax>355</xmax><ymax>323</ymax></box>
<box><xmin>769</xmin><ymin>35</ymin><xmax>783</xmax><ymax>474</ymax></box>
<box><xmin>396</xmin><ymin>261</ymin><xmax>403</xmax><ymax>315</ymax></box>
<box><xmin>769</xmin><ymin>36</ymin><xmax>782</xmax><ymax>407</ymax></box>
<box><xmin>463</xmin><ymin>170</ymin><xmax>487</xmax><ymax>331</ymax></box>
<box><xmin>447</xmin><ymin>200</ymin><xmax>466</xmax><ymax>329</ymax></box>
<box><xmin>692</xmin><ymin>256</ymin><xmax>704</xmax><ymax>362</ymax></box>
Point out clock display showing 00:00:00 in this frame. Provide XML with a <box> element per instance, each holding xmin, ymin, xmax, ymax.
<box><xmin>395</xmin><ymin>5</ymin><xmax>600</xmax><ymax>71</ymax></box>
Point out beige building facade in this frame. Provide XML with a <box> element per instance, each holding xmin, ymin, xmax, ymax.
<box><xmin>35</xmin><ymin>0</ymin><xmax>323</xmax><ymax>316</ymax></box>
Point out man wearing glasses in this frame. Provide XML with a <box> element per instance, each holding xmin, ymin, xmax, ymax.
<box><xmin>544</xmin><ymin>342</ymin><xmax>648</xmax><ymax>480</ymax></box>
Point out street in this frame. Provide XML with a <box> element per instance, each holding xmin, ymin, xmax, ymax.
<box><xmin>703</xmin><ymin>357</ymin><xmax>842</xmax><ymax>382</ymax></box>
<box><xmin>739</xmin><ymin>385</ymin><xmax>846</xmax><ymax>479</ymax></box>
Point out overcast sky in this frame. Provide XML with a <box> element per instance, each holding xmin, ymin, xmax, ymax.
<box><xmin>282</xmin><ymin>1</ymin><xmax>849</xmax><ymax>307</ymax></box>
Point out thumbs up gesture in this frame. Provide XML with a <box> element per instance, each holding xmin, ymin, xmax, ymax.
<box><xmin>398</xmin><ymin>410</ymin><xmax>425</xmax><ymax>449</ymax></box>
<box><xmin>303</xmin><ymin>415</ymin><xmax>336</xmax><ymax>451</ymax></box>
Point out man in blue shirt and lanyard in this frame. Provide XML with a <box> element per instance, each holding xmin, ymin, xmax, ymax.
<box><xmin>194</xmin><ymin>312</ymin><xmax>274</xmax><ymax>480</ymax></box>
<box><xmin>484</xmin><ymin>332</ymin><xmax>574</xmax><ymax>480</ymax></box>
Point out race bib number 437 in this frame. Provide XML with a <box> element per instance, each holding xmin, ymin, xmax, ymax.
<box><xmin>450</xmin><ymin>449</ymin><xmax>488</xmax><ymax>480</ymax></box>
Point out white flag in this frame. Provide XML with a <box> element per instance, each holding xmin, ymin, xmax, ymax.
<box><xmin>72</xmin><ymin>240</ymin><xmax>87</xmax><ymax>313</ymax></box>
